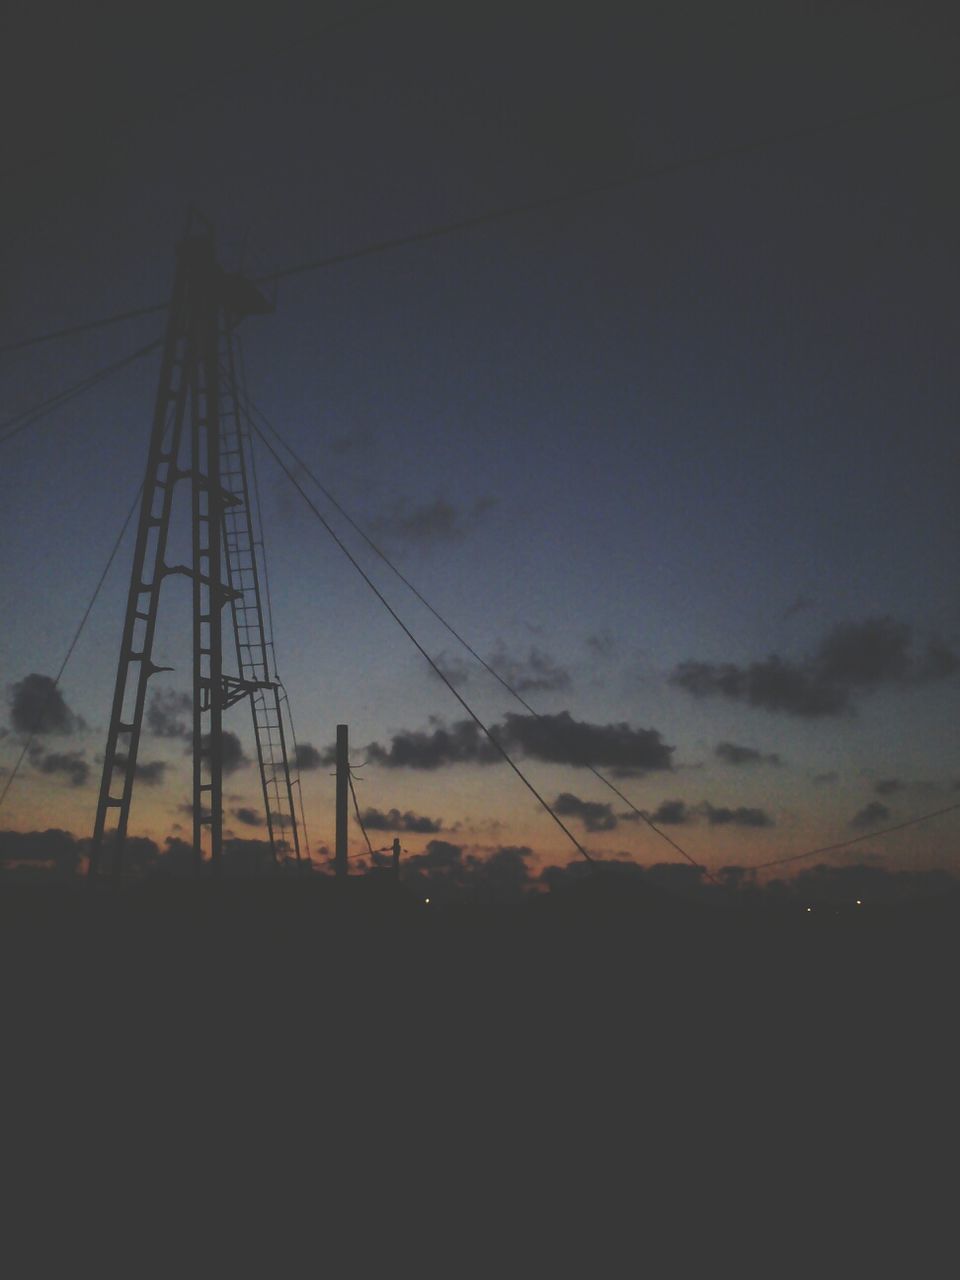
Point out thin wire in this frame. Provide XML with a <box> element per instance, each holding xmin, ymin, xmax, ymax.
<box><xmin>348</xmin><ymin>770</ymin><xmax>376</xmax><ymax>857</ymax></box>
<box><xmin>238</xmin><ymin>389</ymin><xmax>715</xmax><ymax>877</ymax></box>
<box><xmin>0</xmin><ymin>481</ymin><xmax>143</xmax><ymax>812</ymax></box>
<box><xmin>748</xmin><ymin>803</ymin><xmax>960</xmax><ymax>872</ymax></box>
<box><xmin>250</xmin><ymin>420</ymin><xmax>596</xmax><ymax>866</ymax></box>
<box><xmin>0</xmin><ymin>339</ymin><xmax>162</xmax><ymax>446</ymax></box>
<box><xmin>5</xmin><ymin>87</ymin><xmax>957</xmax><ymax>357</ymax></box>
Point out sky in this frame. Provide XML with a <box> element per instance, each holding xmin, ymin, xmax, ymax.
<box><xmin>1</xmin><ymin>0</ymin><xmax>958</xmax><ymax>887</ymax></box>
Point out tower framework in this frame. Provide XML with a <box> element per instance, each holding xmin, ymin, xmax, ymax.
<box><xmin>90</xmin><ymin>219</ymin><xmax>301</xmax><ymax>878</ymax></box>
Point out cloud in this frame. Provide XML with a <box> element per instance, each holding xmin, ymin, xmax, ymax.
<box><xmin>671</xmin><ymin>617</ymin><xmax>958</xmax><ymax>717</ymax></box>
<box><xmin>232</xmin><ymin>807</ymin><xmax>264</xmax><ymax>827</ymax></box>
<box><xmin>851</xmin><ymin>801</ymin><xmax>891</xmax><ymax>829</ymax></box>
<box><xmin>358</xmin><ymin>712</ymin><xmax>673</xmax><ymax>774</ymax></box>
<box><xmin>874</xmin><ymin>778</ymin><xmax>904</xmax><ymax>797</ymax></box>
<box><xmin>428</xmin><ymin>644</ymin><xmax>572</xmax><ymax>695</ymax></box>
<box><xmin>193</xmin><ymin>731</ymin><xmax>248</xmax><ymax>774</ymax></box>
<box><xmin>816</xmin><ymin>617</ymin><xmax>912</xmax><ymax>687</ymax></box>
<box><xmin>714</xmin><ymin>741</ymin><xmax>782</xmax><ymax>767</ymax></box>
<box><xmin>390</xmin><ymin>840</ymin><xmax>534</xmax><ymax>903</ymax></box>
<box><xmin>671</xmin><ymin>656</ymin><xmax>848</xmax><ymax>717</ymax></box>
<box><xmin>782</xmin><ymin>594</ymin><xmax>815</xmax><ymax>621</ymax></box>
<box><xmin>645</xmin><ymin>799</ymin><xmax>692</xmax><ymax>825</ymax></box>
<box><xmin>371</xmin><ymin>496</ymin><xmax>494</xmax><ymax>547</ymax></box>
<box><xmin>357</xmin><ymin>807</ymin><xmax>443</xmax><ymax>833</ymax></box>
<box><xmin>114</xmin><ymin>754</ymin><xmax>167</xmax><ymax>786</ymax></box>
<box><xmin>553</xmin><ymin>792</ymin><xmax>617</xmax><ymax>832</ymax></box>
<box><xmin>0</xmin><ymin>828</ymin><xmax>82</xmax><ymax>877</ymax></box>
<box><xmin>487</xmin><ymin>643</ymin><xmax>571</xmax><ymax>694</ymax></box>
<box><xmin>498</xmin><ymin>712</ymin><xmax>674</xmax><ymax>773</ymax></box>
<box><xmin>701</xmin><ymin>803</ymin><xmax>774</xmax><ymax>828</ymax></box>
<box><xmin>8</xmin><ymin>674</ymin><xmax>84</xmax><ymax>735</ymax></box>
<box><xmin>365</xmin><ymin>720</ymin><xmax>500</xmax><ymax>769</ymax></box>
<box><xmin>585</xmin><ymin>632</ymin><xmax>615</xmax><ymax>659</ymax></box>
<box><xmin>29</xmin><ymin>746</ymin><xmax>89</xmax><ymax>787</ymax></box>
<box><xmin>635</xmin><ymin>799</ymin><xmax>771</xmax><ymax>827</ymax></box>
<box><xmin>146</xmin><ymin>688</ymin><xmax>191</xmax><ymax>739</ymax></box>
<box><xmin>293</xmin><ymin>743</ymin><xmax>324</xmax><ymax>771</ymax></box>
<box><xmin>812</xmin><ymin>771</ymin><xmax>839</xmax><ymax>785</ymax></box>
<box><xmin>428</xmin><ymin>650</ymin><xmax>473</xmax><ymax>686</ymax></box>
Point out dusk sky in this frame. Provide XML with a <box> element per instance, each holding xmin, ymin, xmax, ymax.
<box><xmin>1</xmin><ymin>1</ymin><xmax>957</xmax><ymax>884</ymax></box>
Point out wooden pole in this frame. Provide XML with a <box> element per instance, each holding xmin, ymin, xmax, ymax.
<box><xmin>335</xmin><ymin>724</ymin><xmax>348</xmax><ymax>879</ymax></box>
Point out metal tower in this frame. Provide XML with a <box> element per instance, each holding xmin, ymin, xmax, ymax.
<box><xmin>89</xmin><ymin>216</ymin><xmax>301</xmax><ymax>879</ymax></box>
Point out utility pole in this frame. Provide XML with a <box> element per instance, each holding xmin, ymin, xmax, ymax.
<box><xmin>88</xmin><ymin>213</ymin><xmax>301</xmax><ymax>880</ymax></box>
<box><xmin>392</xmin><ymin>837</ymin><xmax>401</xmax><ymax>882</ymax></box>
<box><xmin>335</xmin><ymin>724</ymin><xmax>349</xmax><ymax>879</ymax></box>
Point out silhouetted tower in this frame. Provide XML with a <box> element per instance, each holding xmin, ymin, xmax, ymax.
<box><xmin>89</xmin><ymin>214</ymin><xmax>301</xmax><ymax>878</ymax></box>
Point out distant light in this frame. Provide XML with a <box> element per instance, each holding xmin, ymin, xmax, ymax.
<box><xmin>856</xmin><ymin>899</ymin><xmax>862</xmax><ymax>906</ymax></box>
<box><xmin>806</xmin><ymin>907</ymin><xmax>812</xmax><ymax>913</ymax></box>
<box><xmin>424</xmin><ymin>897</ymin><xmax>431</xmax><ymax>905</ymax></box>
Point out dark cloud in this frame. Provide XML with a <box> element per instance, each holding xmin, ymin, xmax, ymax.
<box><xmin>327</xmin><ymin>426</ymin><xmax>374</xmax><ymax>456</ymax></box>
<box><xmin>393</xmin><ymin>840</ymin><xmax>534</xmax><ymax>904</ymax></box>
<box><xmin>365</xmin><ymin>720</ymin><xmax>500</xmax><ymax>770</ymax></box>
<box><xmin>585</xmin><ymin>632</ymin><xmax>615</xmax><ymax>659</ymax></box>
<box><xmin>917</xmin><ymin>641</ymin><xmax>960</xmax><ymax>682</ymax></box>
<box><xmin>851</xmin><ymin>801</ymin><xmax>891</xmax><ymax>829</ymax></box>
<box><xmin>222</xmin><ymin>837</ymin><xmax>281</xmax><ymax>873</ymax></box>
<box><xmin>715</xmin><ymin>741</ymin><xmax>782</xmax><ymax>767</ymax></box>
<box><xmin>780</xmin><ymin>863</ymin><xmax>958</xmax><ymax>906</ymax></box>
<box><xmin>114</xmin><ymin>754</ymin><xmax>167</xmax><ymax>786</ymax></box>
<box><xmin>29</xmin><ymin>747</ymin><xmax>89</xmax><ymax>787</ymax></box>
<box><xmin>146</xmin><ymin>688</ymin><xmax>191</xmax><ymax>739</ymax></box>
<box><xmin>671</xmin><ymin>617</ymin><xmax>958</xmax><ymax>717</ymax></box>
<box><xmin>429</xmin><ymin>644</ymin><xmax>571</xmax><ymax>694</ymax></box>
<box><xmin>782</xmin><ymin>594</ymin><xmax>815</xmax><ymax>621</ymax></box>
<box><xmin>874</xmin><ymin>778</ymin><xmax>904</xmax><ymax>797</ymax></box>
<box><xmin>701</xmin><ymin>803</ymin><xmax>774</xmax><ymax>828</ymax></box>
<box><xmin>553</xmin><ymin>792</ymin><xmax>617</xmax><ymax>832</ymax></box>
<box><xmin>371</xmin><ymin>496</ymin><xmax>494</xmax><ymax>547</ymax></box>
<box><xmin>360</xmin><ymin>711</ymin><xmax>673</xmax><ymax>774</ymax></box>
<box><xmin>8</xmin><ymin>674</ymin><xmax>84</xmax><ymax>735</ymax></box>
<box><xmin>194</xmin><ymin>731</ymin><xmax>247</xmax><ymax>774</ymax></box>
<box><xmin>671</xmin><ymin>656</ymin><xmax>848</xmax><ymax>717</ymax></box>
<box><xmin>499</xmin><ymin>712</ymin><xmax>674</xmax><ymax>773</ymax></box>
<box><xmin>0</xmin><ymin>828</ymin><xmax>81</xmax><ymax>877</ymax></box>
<box><xmin>293</xmin><ymin>743</ymin><xmax>324</xmax><ymax>771</ymax></box>
<box><xmin>487</xmin><ymin>643</ymin><xmax>571</xmax><ymax>694</ymax></box>
<box><xmin>645</xmin><ymin>799</ymin><xmax>692</xmax><ymax>826</ymax></box>
<box><xmin>816</xmin><ymin>617</ymin><xmax>912</xmax><ymax>687</ymax></box>
<box><xmin>358</xmin><ymin>807</ymin><xmax>443</xmax><ymax>834</ymax></box>
<box><xmin>232</xmin><ymin>807</ymin><xmax>264</xmax><ymax>827</ymax></box>
<box><xmin>428</xmin><ymin>650</ymin><xmax>473</xmax><ymax>686</ymax></box>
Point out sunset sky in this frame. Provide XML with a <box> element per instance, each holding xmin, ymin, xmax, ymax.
<box><xmin>1</xmin><ymin>1</ymin><xmax>957</xmax><ymax>883</ymax></box>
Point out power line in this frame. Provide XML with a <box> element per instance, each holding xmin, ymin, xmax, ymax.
<box><xmin>0</xmin><ymin>307</ymin><xmax>169</xmax><ymax>359</ymax></box>
<box><xmin>5</xmin><ymin>85</ymin><xmax>957</xmax><ymax>358</ymax></box>
<box><xmin>748</xmin><ymin>803</ymin><xmax>960</xmax><ymax>872</ymax></box>
<box><xmin>249</xmin><ymin>419</ymin><xmax>597</xmax><ymax>866</ymax></box>
<box><xmin>0</xmin><ymin>339</ymin><xmax>162</xmax><ymax>447</ymax></box>
<box><xmin>0</xmin><ymin>482</ymin><xmax>142</xmax><ymax>813</ymax></box>
<box><xmin>239</xmin><ymin>389</ymin><xmax>716</xmax><ymax>880</ymax></box>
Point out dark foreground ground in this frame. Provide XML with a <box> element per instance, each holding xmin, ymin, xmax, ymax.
<box><xmin>3</xmin><ymin>874</ymin><xmax>956</xmax><ymax>1266</ymax></box>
